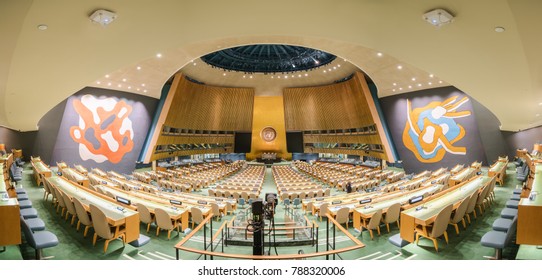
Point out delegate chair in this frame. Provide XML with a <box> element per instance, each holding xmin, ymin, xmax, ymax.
<box><xmin>335</xmin><ymin>207</ymin><xmax>350</xmax><ymax>229</ymax></box>
<box><xmin>191</xmin><ymin>207</ymin><xmax>204</xmax><ymax>228</ymax></box>
<box><xmin>225</xmin><ymin>202</ymin><xmax>234</xmax><ymax>215</ymax></box>
<box><xmin>238</xmin><ymin>198</ymin><xmax>246</xmax><ymax>209</ymax></box>
<box><xmin>73</xmin><ymin>197</ymin><xmax>93</xmax><ymax>237</ymax></box>
<box><xmin>293</xmin><ymin>198</ymin><xmax>301</xmax><ymax>209</ymax></box>
<box><xmin>90</xmin><ymin>204</ymin><xmax>126</xmax><ymax>253</ymax></box>
<box><xmin>61</xmin><ymin>191</ymin><xmax>78</xmax><ymax>226</ymax></box>
<box><xmin>155</xmin><ymin>208</ymin><xmax>180</xmax><ymax>240</ymax></box>
<box><xmin>481</xmin><ymin>216</ymin><xmax>518</xmax><ymax>260</ymax></box>
<box><xmin>362</xmin><ymin>209</ymin><xmax>383</xmax><ymax>240</ymax></box>
<box><xmin>305</xmin><ymin>201</ymin><xmax>313</xmax><ymax>215</ymax></box>
<box><xmin>382</xmin><ymin>203</ymin><xmax>401</xmax><ymax>233</ymax></box>
<box><xmin>464</xmin><ymin>190</ymin><xmax>480</xmax><ymax>223</ymax></box>
<box><xmin>415</xmin><ymin>204</ymin><xmax>453</xmax><ymax>252</ymax></box>
<box><xmin>54</xmin><ymin>188</ymin><xmax>67</xmax><ymax>218</ymax></box>
<box><xmin>210</xmin><ymin>203</ymin><xmax>221</xmax><ymax>221</ymax></box>
<box><xmin>42</xmin><ymin>180</ymin><xmax>53</xmax><ymax>202</ymax></box>
<box><xmin>449</xmin><ymin>195</ymin><xmax>471</xmax><ymax>235</ymax></box>
<box><xmin>137</xmin><ymin>203</ymin><xmax>155</xmax><ymax>233</ymax></box>
<box><xmin>319</xmin><ymin>203</ymin><xmax>330</xmax><ymax>222</ymax></box>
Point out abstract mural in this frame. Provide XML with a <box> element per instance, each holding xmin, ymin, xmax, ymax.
<box><xmin>403</xmin><ymin>96</ymin><xmax>471</xmax><ymax>163</ymax></box>
<box><xmin>69</xmin><ymin>94</ymin><xmax>134</xmax><ymax>163</ymax></box>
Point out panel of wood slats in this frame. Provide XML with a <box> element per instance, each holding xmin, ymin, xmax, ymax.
<box><xmin>163</xmin><ymin>74</ymin><xmax>254</xmax><ymax>131</ymax></box>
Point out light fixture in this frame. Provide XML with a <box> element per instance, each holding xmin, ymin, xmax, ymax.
<box><xmin>494</xmin><ymin>26</ymin><xmax>505</xmax><ymax>33</ymax></box>
<box><xmin>377</xmin><ymin>52</ymin><xmax>383</xmax><ymax>57</ymax></box>
<box><xmin>397</xmin><ymin>65</ymin><xmax>403</xmax><ymax>70</ymax></box>
<box><xmin>423</xmin><ymin>8</ymin><xmax>454</xmax><ymax>27</ymax></box>
<box><xmin>136</xmin><ymin>66</ymin><xmax>141</xmax><ymax>70</ymax></box>
<box><xmin>37</xmin><ymin>24</ymin><xmax>48</xmax><ymax>31</ymax></box>
<box><xmin>156</xmin><ymin>53</ymin><xmax>162</xmax><ymax>58</ymax></box>
<box><xmin>89</xmin><ymin>9</ymin><xmax>117</xmax><ymax>26</ymax></box>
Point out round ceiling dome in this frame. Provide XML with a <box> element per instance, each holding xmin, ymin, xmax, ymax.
<box><xmin>201</xmin><ymin>44</ymin><xmax>336</xmax><ymax>74</ymax></box>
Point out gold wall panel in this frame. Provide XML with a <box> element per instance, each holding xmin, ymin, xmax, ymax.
<box><xmin>247</xmin><ymin>96</ymin><xmax>291</xmax><ymax>161</ymax></box>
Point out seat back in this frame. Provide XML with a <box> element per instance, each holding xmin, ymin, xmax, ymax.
<box><xmin>367</xmin><ymin>209</ymin><xmax>383</xmax><ymax>230</ymax></box>
<box><xmin>465</xmin><ymin>192</ymin><xmax>478</xmax><ymax>214</ymax></box>
<box><xmin>210</xmin><ymin>203</ymin><xmax>220</xmax><ymax>216</ymax></box>
<box><xmin>155</xmin><ymin>208</ymin><xmax>173</xmax><ymax>230</ymax></box>
<box><xmin>430</xmin><ymin>204</ymin><xmax>453</xmax><ymax>238</ymax></box>
<box><xmin>451</xmin><ymin>197</ymin><xmax>470</xmax><ymax>223</ymax></box>
<box><xmin>384</xmin><ymin>203</ymin><xmax>401</xmax><ymax>224</ymax></box>
<box><xmin>61</xmin><ymin>191</ymin><xmax>77</xmax><ymax>216</ymax></box>
<box><xmin>136</xmin><ymin>203</ymin><xmax>153</xmax><ymax>224</ymax></box>
<box><xmin>293</xmin><ymin>198</ymin><xmax>301</xmax><ymax>206</ymax></box>
<box><xmin>191</xmin><ymin>207</ymin><xmax>204</xmax><ymax>225</ymax></box>
<box><xmin>55</xmin><ymin>188</ymin><xmax>66</xmax><ymax>208</ymax></box>
<box><xmin>72</xmin><ymin>197</ymin><xmax>92</xmax><ymax>226</ymax></box>
<box><xmin>504</xmin><ymin>216</ymin><xmax>518</xmax><ymax>245</ymax></box>
<box><xmin>320</xmin><ymin>203</ymin><xmax>330</xmax><ymax>217</ymax></box>
<box><xmin>335</xmin><ymin>207</ymin><xmax>349</xmax><ymax>225</ymax></box>
<box><xmin>20</xmin><ymin>217</ymin><xmax>37</xmax><ymax>248</ymax></box>
<box><xmin>238</xmin><ymin>198</ymin><xmax>245</xmax><ymax>206</ymax></box>
<box><xmin>89</xmin><ymin>204</ymin><xmax>114</xmax><ymax>239</ymax></box>
<box><xmin>305</xmin><ymin>201</ymin><xmax>313</xmax><ymax>212</ymax></box>
<box><xmin>476</xmin><ymin>184</ymin><xmax>491</xmax><ymax>205</ymax></box>
<box><xmin>324</xmin><ymin>189</ymin><xmax>331</xmax><ymax>196</ymax></box>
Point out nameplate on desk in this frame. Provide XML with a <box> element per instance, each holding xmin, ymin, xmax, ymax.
<box><xmin>315</xmin><ymin>198</ymin><xmax>324</xmax><ymax>201</ymax></box>
<box><xmin>359</xmin><ymin>198</ymin><xmax>372</xmax><ymax>205</ymax></box>
<box><xmin>197</xmin><ymin>200</ymin><xmax>208</xmax><ymax>205</ymax></box>
<box><xmin>409</xmin><ymin>195</ymin><xmax>423</xmax><ymax>204</ymax></box>
<box><xmin>332</xmin><ymin>200</ymin><xmax>342</xmax><ymax>205</ymax></box>
<box><xmin>170</xmin><ymin>200</ymin><xmax>182</xmax><ymax>206</ymax></box>
<box><xmin>116</xmin><ymin>196</ymin><xmax>131</xmax><ymax>206</ymax></box>
<box><xmin>215</xmin><ymin>198</ymin><xmax>224</xmax><ymax>202</ymax></box>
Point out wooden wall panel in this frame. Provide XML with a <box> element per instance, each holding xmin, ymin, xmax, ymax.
<box><xmin>164</xmin><ymin>74</ymin><xmax>254</xmax><ymax>131</ymax></box>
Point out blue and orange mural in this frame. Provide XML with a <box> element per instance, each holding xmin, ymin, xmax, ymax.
<box><xmin>403</xmin><ymin>96</ymin><xmax>471</xmax><ymax>163</ymax></box>
<box><xmin>69</xmin><ymin>95</ymin><xmax>134</xmax><ymax>164</ymax></box>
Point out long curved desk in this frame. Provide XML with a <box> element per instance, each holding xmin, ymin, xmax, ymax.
<box><xmin>47</xmin><ymin>176</ymin><xmax>140</xmax><ymax>243</ymax></box>
<box><xmin>400</xmin><ymin>175</ymin><xmax>494</xmax><ymax>242</ymax></box>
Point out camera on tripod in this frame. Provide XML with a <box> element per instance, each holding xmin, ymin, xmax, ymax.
<box><xmin>264</xmin><ymin>193</ymin><xmax>278</xmax><ymax>219</ymax></box>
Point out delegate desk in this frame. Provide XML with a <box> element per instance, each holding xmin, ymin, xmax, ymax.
<box><xmin>74</xmin><ymin>164</ymin><xmax>88</xmax><ymax>175</ymax></box>
<box><xmin>517</xmin><ymin>163</ymin><xmax>542</xmax><ymax>245</ymax></box>
<box><xmin>97</xmin><ymin>186</ymin><xmax>190</xmax><ymax>231</ymax></box>
<box><xmin>0</xmin><ymin>170</ymin><xmax>21</xmax><ymax>247</ymax></box>
<box><xmin>352</xmin><ymin>184</ymin><xmax>443</xmax><ymax>230</ymax></box>
<box><xmin>400</xmin><ymin>176</ymin><xmax>493</xmax><ymax>242</ymax></box>
<box><xmin>62</xmin><ymin>168</ymin><xmax>89</xmax><ymax>188</ymax></box>
<box><xmin>31</xmin><ymin>160</ymin><xmax>52</xmax><ymax>186</ymax></box>
<box><xmin>47</xmin><ymin>176</ymin><xmax>140</xmax><ymax>243</ymax></box>
<box><xmin>448</xmin><ymin>167</ymin><xmax>475</xmax><ymax>187</ymax></box>
<box><xmin>0</xmin><ymin>153</ymin><xmax>13</xmax><ymax>170</ymax></box>
<box><xmin>488</xmin><ymin>159</ymin><xmax>508</xmax><ymax>185</ymax></box>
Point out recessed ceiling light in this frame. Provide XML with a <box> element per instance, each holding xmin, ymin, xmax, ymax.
<box><xmin>304</xmin><ymin>73</ymin><xmax>308</xmax><ymax>76</ymax></box>
<box><xmin>399</xmin><ymin>87</ymin><xmax>403</xmax><ymax>90</ymax></box>
<box><xmin>417</xmin><ymin>83</ymin><xmax>422</xmax><ymax>87</ymax></box>
<box><xmin>537</xmin><ymin>114</ymin><xmax>540</xmax><ymax>117</ymax></box>
<box><xmin>137</xmin><ymin>88</ymin><xmax>140</xmax><ymax>91</ymax></box>
<box><xmin>291</xmin><ymin>75</ymin><xmax>294</xmax><ymax>78</ymax></box>
<box><xmin>333</xmin><ymin>67</ymin><xmax>336</xmax><ymax>70</ymax></box>
<box><xmin>429</xmin><ymin>74</ymin><xmax>434</xmax><ymax>78</ymax></box>
<box><xmin>156</xmin><ymin>53</ymin><xmax>162</xmax><ymax>58</ymax></box>
<box><xmin>495</xmin><ymin>26</ymin><xmax>505</xmax><ymax>33</ymax></box>
<box><xmin>337</xmin><ymin>64</ymin><xmax>341</xmax><ymax>67</ymax></box>
<box><xmin>438</xmin><ymin>80</ymin><xmax>443</xmax><ymax>84</ymax></box>
<box><xmin>408</xmin><ymin>85</ymin><xmax>412</xmax><ymax>89</ymax></box>
<box><xmin>397</xmin><ymin>65</ymin><xmax>403</xmax><ymax>70</ymax></box>
<box><xmin>223</xmin><ymin>73</ymin><xmax>226</xmax><ymax>76</ymax></box>
<box><xmin>193</xmin><ymin>63</ymin><xmax>197</xmax><ymax>66</ymax></box>
<box><xmin>136</xmin><ymin>66</ymin><xmax>141</xmax><ymax>70</ymax></box>
<box><xmin>118</xmin><ymin>84</ymin><xmax>122</xmax><ymax>88</ymax></box>
<box><xmin>141</xmin><ymin>83</ymin><xmax>145</xmax><ymax>87</ymax></box>
<box><xmin>411</xmin><ymin>78</ymin><xmax>416</xmax><ymax>81</ymax></box>
<box><xmin>96</xmin><ymin>81</ymin><xmax>101</xmax><ymax>84</ymax></box>
<box><xmin>243</xmin><ymin>75</ymin><xmax>246</xmax><ymax>78</ymax></box>
<box><xmin>107</xmin><ymin>82</ymin><xmax>112</xmax><ymax>86</ymax></box>
<box><xmin>143</xmin><ymin>90</ymin><xmax>147</xmax><ymax>93</ymax></box>
<box><xmin>298</xmin><ymin>74</ymin><xmax>302</xmax><ymax>77</ymax></box>
<box><xmin>428</xmin><ymin>82</ymin><xmax>432</xmax><ymax>85</ymax></box>
<box><xmin>250</xmin><ymin>75</ymin><xmax>253</xmax><ymax>79</ymax></box>
<box><xmin>392</xmin><ymin>89</ymin><xmax>396</xmax><ymax>92</ymax></box>
<box><xmin>538</xmin><ymin>102</ymin><xmax>542</xmax><ymax>106</ymax></box>
<box><xmin>271</xmin><ymin>76</ymin><xmax>274</xmax><ymax>79</ymax></box>
<box><xmin>122</xmin><ymin>78</ymin><xmax>126</xmax><ymax>82</ymax></box>
<box><xmin>377</xmin><ymin>52</ymin><xmax>383</xmax><ymax>57</ymax></box>
<box><xmin>89</xmin><ymin>9</ymin><xmax>117</xmax><ymax>26</ymax></box>
<box><xmin>105</xmin><ymin>74</ymin><xmax>110</xmax><ymax>78</ymax></box>
<box><xmin>285</xmin><ymin>76</ymin><xmax>288</xmax><ymax>79</ymax></box>
<box><xmin>128</xmin><ymin>86</ymin><xmax>131</xmax><ymax>89</ymax></box>
<box><xmin>277</xmin><ymin>76</ymin><xmax>281</xmax><ymax>79</ymax></box>
<box><xmin>393</xmin><ymin>83</ymin><xmax>397</xmax><ymax>86</ymax></box>
<box><xmin>37</xmin><ymin>24</ymin><xmax>48</xmax><ymax>31</ymax></box>
<box><xmin>323</xmin><ymin>70</ymin><xmax>327</xmax><ymax>73</ymax></box>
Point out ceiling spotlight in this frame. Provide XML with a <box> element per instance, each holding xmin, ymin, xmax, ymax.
<box><xmin>136</xmin><ymin>66</ymin><xmax>141</xmax><ymax>70</ymax></box>
<box><xmin>223</xmin><ymin>73</ymin><xmax>226</xmax><ymax>76</ymax></box>
<box><xmin>156</xmin><ymin>53</ymin><xmax>162</xmax><ymax>58</ymax></box>
<box><xmin>411</xmin><ymin>78</ymin><xmax>416</xmax><ymax>81</ymax></box>
<box><xmin>122</xmin><ymin>78</ymin><xmax>127</xmax><ymax>82</ymax></box>
<box><xmin>494</xmin><ymin>26</ymin><xmax>506</xmax><ymax>33</ymax></box>
<box><xmin>96</xmin><ymin>81</ymin><xmax>101</xmax><ymax>84</ymax></box>
<box><xmin>105</xmin><ymin>74</ymin><xmax>109</xmax><ymax>78</ymax></box>
<box><xmin>37</xmin><ymin>24</ymin><xmax>48</xmax><ymax>31</ymax></box>
<box><xmin>377</xmin><ymin>52</ymin><xmax>383</xmax><ymax>57</ymax></box>
<box><xmin>89</xmin><ymin>9</ymin><xmax>117</xmax><ymax>26</ymax></box>
<box><xmin>429</xmin><ymin>74</ymin><xmax>434</xmax><ymax>78</ymax></box>
<box><xmin>423</xmin><ymin>8</ymin><xmax>454</xmax><ymax>27</ymax></box>
<box><xmin>393</xmin><ymin>83</ymin><xmax>397</xmax><ymax>86</ymax></box>
<box><xmin>304</xmin><ymin>73</ymin><xmax>308</xmax><ymax>76</ymax></box>
<box><xmin>397</xmin><ymin>65</ymin><xmax>403</xmax><ymax>70</ymax></box>
<box><xmin>141</xmin><ymin>83</ymin><xmax>145</xmax><ymax>87</ymax></box>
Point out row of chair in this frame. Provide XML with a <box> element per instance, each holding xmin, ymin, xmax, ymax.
<box><xmin>480</xmin><ymin>187</ymin><xmax>521</xmax><ymax>259</ymax></box>
<box><xmin>15</xmin><ymin>180</ymin><xmax>60</xmax><ymax>260</ymax></box>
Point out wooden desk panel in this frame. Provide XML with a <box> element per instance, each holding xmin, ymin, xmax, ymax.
<box><xmin>47</xmin><ymin>176</ymin><xmax>140</xmax><ymax>243</ymax></box>
<box><xmin>517</xmin><ymin>163</ymin><xmax>542</xmax><ymax>245</ymax></box>
<box><xmin>400</xmin><ymin>176</ymin><xmax>492</xmax><ymax>242</ymax></box>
